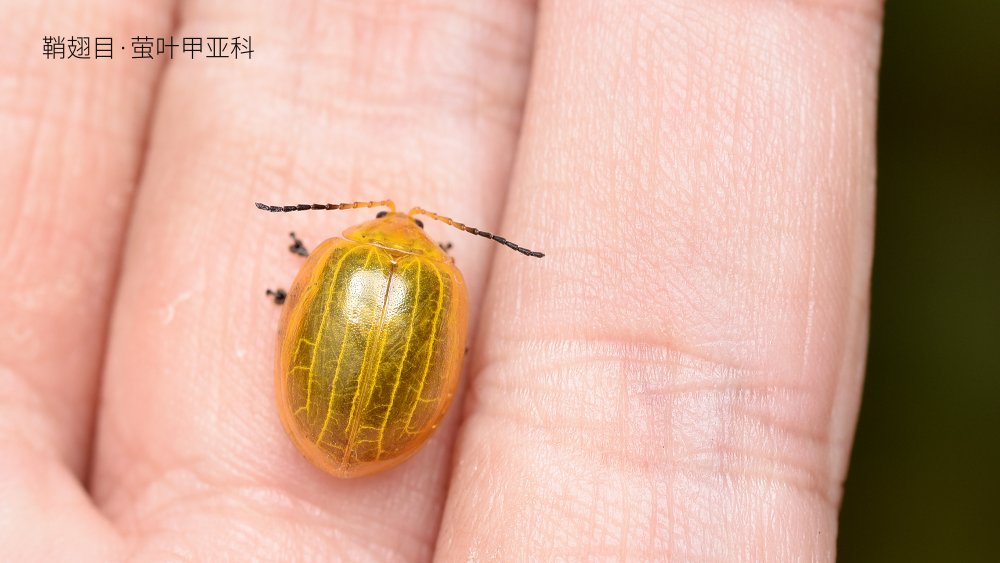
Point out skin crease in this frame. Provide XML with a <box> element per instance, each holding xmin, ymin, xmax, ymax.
<box><xmin>0</xmin><ymin>0</ymin><xmax>881</xmax><ymax>561</ymax></box>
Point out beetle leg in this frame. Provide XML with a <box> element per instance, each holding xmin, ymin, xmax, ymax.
<box><xmin>288</xmin><ymin>232</ymin><xmax>309</xmax><ymax>257</ymax></box>
<box><xmin>266</xmin><ymin>288</ymin><xmax>288</xmax><ymax>305</ymax></box>
<box><xmin>438</xmin><ymin>242</ymin><xmax>453</xmax><ymax>254</ymax></box>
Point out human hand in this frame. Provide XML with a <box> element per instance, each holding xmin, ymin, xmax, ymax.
<box><xmin>0</xmin><ymin>1</ymin><xmax>881</xmax><ymax>560</ymax></box>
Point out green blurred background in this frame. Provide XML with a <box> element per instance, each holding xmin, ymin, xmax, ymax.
<box><xmin>837</xmin><ymin>0</ymin><xmax>999</xmax><ymax>561</ymax></box>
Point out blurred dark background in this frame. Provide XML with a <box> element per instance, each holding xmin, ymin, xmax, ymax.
<box><xmin>837</xmin><ymin>0</ymin><xmax>999</xmax><ymax>561</ymax></box>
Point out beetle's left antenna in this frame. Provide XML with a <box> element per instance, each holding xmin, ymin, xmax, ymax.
<box><xmin>256</xmin><ymin>200</ymin><xmax>396</xmax><ymax>213</ymax></box>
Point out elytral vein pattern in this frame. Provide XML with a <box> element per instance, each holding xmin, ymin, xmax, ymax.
<box><xmin>280</xmin><ymin>240</ymin><xmax>460</xmax><ymax>473</ymax></box>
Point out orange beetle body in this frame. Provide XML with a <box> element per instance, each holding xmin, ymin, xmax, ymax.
<box><xmin>274</xmin><ymin>213</ymin><xmax>468</xmax><ymax>478</ymax></box>
<box><xmin>259</xmin><ymin>200</ymin><xmax>541</xmax><ymax>478</ymax></box>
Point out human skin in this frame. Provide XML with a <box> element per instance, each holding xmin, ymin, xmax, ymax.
<box><xmin>0</xmin><ymin>0</ymin><xmax>881</xmax><ymax>561</ymax></box>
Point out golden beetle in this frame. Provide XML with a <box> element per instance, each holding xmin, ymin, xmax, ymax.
<box><xmin>257</xmin><ymin>200</ymin><xmax>542</xmax><ymax>478</ymax></box>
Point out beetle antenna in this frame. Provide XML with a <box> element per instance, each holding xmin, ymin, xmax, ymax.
<box><xmin>409</xmin><ymin>207</ymin><xmax>544</xmax><ymax>258</ymax></box>
<box><xmin>256</xmin><ymin>200</ymin><xmax>396</xmax><ymax>213</ymax></box>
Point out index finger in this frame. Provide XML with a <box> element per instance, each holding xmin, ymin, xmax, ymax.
<box><xmin>438</xmin><ymin>0</ymin><xmax>882</xmax><ymax>559</ymax></box>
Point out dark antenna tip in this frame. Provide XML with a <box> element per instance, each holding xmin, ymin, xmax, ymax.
<box><xmin>255</xmin><ymin>200</ymin><xmax>396</xmax><ymax>214</ymax></box>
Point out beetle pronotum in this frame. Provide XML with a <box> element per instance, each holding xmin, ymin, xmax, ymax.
<box><xmin>257</xmin><ymin>200</ymin><xmax>542</xmax><ymax>478</ymax></box>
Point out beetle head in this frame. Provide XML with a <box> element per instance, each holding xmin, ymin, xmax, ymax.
<box><xmin>343</xmin><ymin>213</ymin><xmax>451</xmax><ymax>262</ymax></box>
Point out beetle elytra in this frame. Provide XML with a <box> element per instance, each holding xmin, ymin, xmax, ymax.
<box><xmin>257</xmin><ymin>200</ymin><xmax>542</xmax><ymax>477</ymax></box>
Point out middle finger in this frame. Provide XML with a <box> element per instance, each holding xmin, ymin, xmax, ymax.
<box><xmin>91</xmin><ymin>1</ymin><xmax>537</xmax><ymax>560</ymax></box>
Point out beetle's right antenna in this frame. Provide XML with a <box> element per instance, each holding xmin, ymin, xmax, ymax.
<box><xmin>409</xmin><ymin>207</ymin><xmax>544</xmax><ymax>258</ymax></box>
<box><xmin>255</xmin><ymin>200</ymin><xmax>396</xmax><ymax>213</ymax></box>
